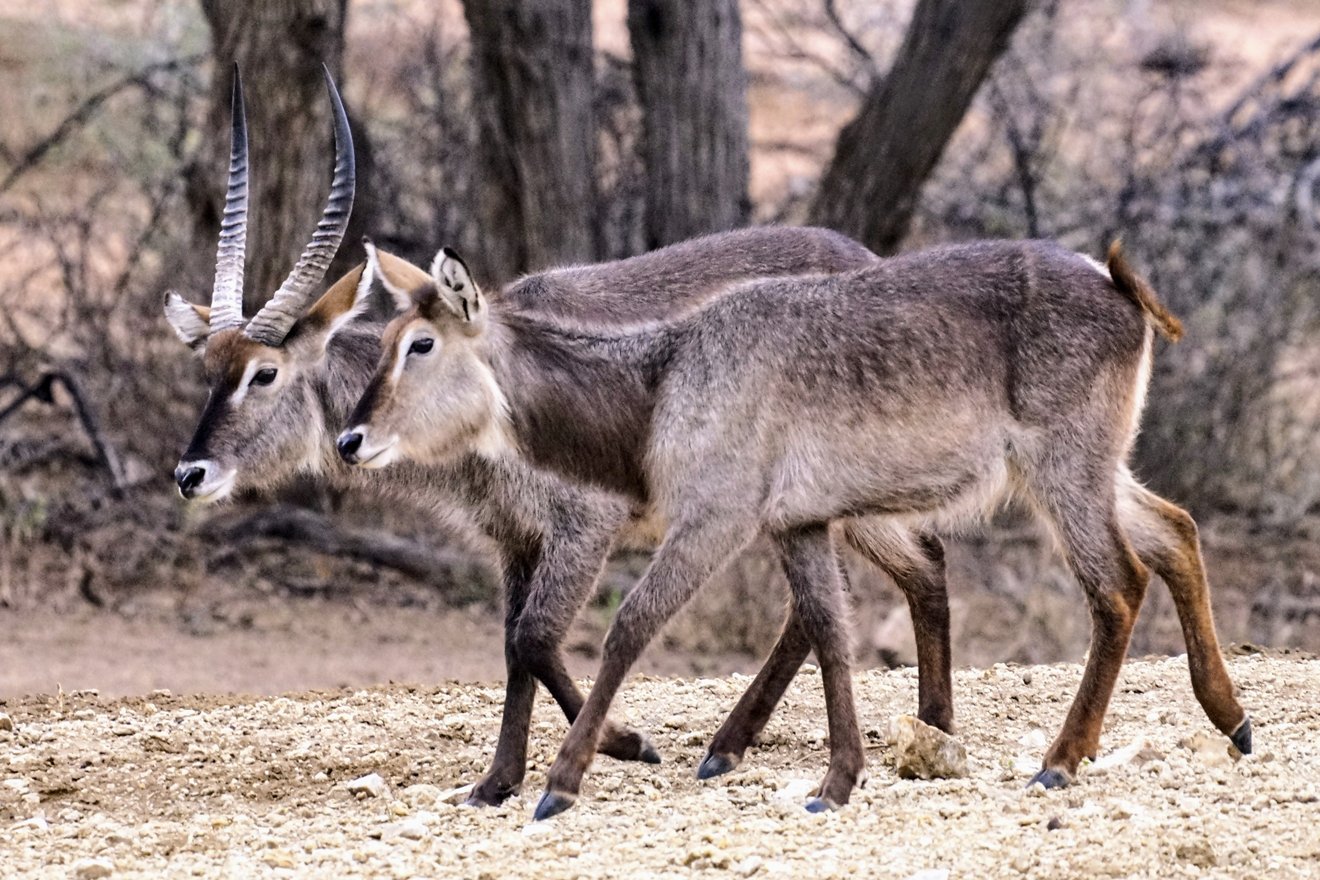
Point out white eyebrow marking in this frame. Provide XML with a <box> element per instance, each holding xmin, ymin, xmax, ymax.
<box><xmin>393</xmin><ymin>326</ymin><xmax>436</xmax><ymax>384</ymax></box>
<box><xmin>229</xmin><ymin>358</ymin><xmax>262</xmax><ymax>405</ymax></box>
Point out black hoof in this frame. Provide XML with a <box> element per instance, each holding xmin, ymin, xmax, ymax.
<box><xmin>532</xmin><ymin>790</ymin><xmax>576</xmax><ymax>821</ymax></box>
<box><xmin>1028</xmin><ymin>768</ymin><xmax>1071</xmax><ymax>790</ymax></box>
<box><xmin>1230</xmin><ymin>716</ymin><xmax>1252</xmax><ymax>755</ymax></box>
<box><xmin>465</xmin><ymin>780</ymin><xmax>518</xmax><ymax>808</ymax></box>
<box><xmin>805</xmin><ymin>797</ymin><xmax>837</xmax><ymax>813</ymax></box>
<box><xmin>639</xmin><ymin>739</ymin><xmax>663</xmax><ymax>765</ymax></box>
<box><xmin>696</xmin><ymin>752</ymin><xmax>738</xmax><ymax>780</ymax></box>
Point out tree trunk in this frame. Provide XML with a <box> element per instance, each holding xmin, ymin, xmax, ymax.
<box><xmin>463</xmin><ymin>0</ymin><xmax>598</xmax><ymax>284</ymax></box>
<box><xmin>809</xmin><ymin>0</ymin><xmax>1030</xmax><ymax>255</ymax></box>
<box><xmin>195</xmin><ymin>0</ymin><xmax>372</xmax><ymax>314</ymax></box>
<box><xmin>628</xmin><ymin>0</ymin><xmax>749</xmax><ymax>249</ymax></box>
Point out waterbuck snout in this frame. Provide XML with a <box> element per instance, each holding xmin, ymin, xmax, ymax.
<box><xmin>164</xmin><ymin>64</ymin><xmax>367</xmax><ymax>502</ymax></box>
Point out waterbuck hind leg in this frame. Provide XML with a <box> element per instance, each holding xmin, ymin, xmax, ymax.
<box><xmin>1026</xmin><ymin>469</ymin><xmax>1151</xmax><ymax>788</ymax></box>
<box><xmin>844</xmin><ymin>521</ymin><xmax>954</xmax><ymax>732</ymax></box>
<box><xmin>774</xmin><ymin>525</ymin><xmax>865</xmax><ymax>812</ymax></box>
<box><xmin>535</xmin><ymin>516</ymin><xmax>758</xmax><ymax>820</ymax></box>
<box><xmin>699</xmin><ymin>606</ymin><xmax>813</xmax><ymax>780</ymax></box>
<box><xmin>1118</xmin><ymin>474</ymin><xmax>1249</xmax><ymax>750</ymax></box>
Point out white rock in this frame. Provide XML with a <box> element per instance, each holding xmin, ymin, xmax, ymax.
<box><xmin>1095</xmin><ymin>737</ymin><xmax>1163</xmax><ymax>770</ymax></box>
<box><xmin>400</xmin><ymin>783</ymin><xmax>443</xmax><ymax>807</ymax></box>
<box><xmin>735</xmin><ymin>855</ymin><xmax>765</xmax><ymax>876</ymax></box>
<box><xmin>74</xmin><ymin>858</ymin><xmax>114</xmax><ymax>879</ymax></box>
<box><xmin>437</xmin><ymin>782</ymin><xmax>475</xmax><ymax>805</ymax></box>
<box><xmin>905</xmin><ymin>870</ymin><xmax>951</xmax><ymax>880</ymax></box>
<box><xmin>1018</xmin><ymin>728</ymin><xmax>1049</xmax><ymax>750</ymax></box>
<box><xmin>1013</xmin><ymin>754</ymin><xmax>1040</xmax><ymax>776</ymax></box>
<box><xmin>381</xmin><ymin>818</ymin><xmax>428</xmax><ymax>841</ymax></box>
<box><xmin>775</xmin><ymin>779</ymin><xmax>818</xmax><ymax>803</ymax></box>
<box><xmin>521</xmin><ymin>822</ymin><xmax>554</xmax><ymax>836</ymax></box>
<box><xmin>346</xmin><ymin>773</ymin><xmax>389</xmax><ymax>799</ymax></box>
<box><xmin>10</xmin><ymin>815</ymin><xmax>49</xmax><ymax>833</ymax></box>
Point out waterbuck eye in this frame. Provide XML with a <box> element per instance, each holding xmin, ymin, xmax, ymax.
<box><xmin>408</xmin><ymin>338</ymin><xmax>435</xmax><ymax>356</ymax></box>
<box><xmin>251</xmin><ymin>367</ymin><xmax>278</xmax><ymax>386</ymax></box>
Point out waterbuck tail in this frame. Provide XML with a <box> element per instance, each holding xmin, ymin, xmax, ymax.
<box><xmin>1106</xmin><ymin>240</ymin><xmax>1183</xmax><ymax>342</ymax></box>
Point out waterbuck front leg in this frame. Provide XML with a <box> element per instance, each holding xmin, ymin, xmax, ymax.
<box><xmin>534</xmin><ymin>516</ymin><xmax>760</xmax><ymax>820</ymax></box>
<box><xmin>468</xmin><ymin>529</ymin><xmax>658</xmax><ymax>808</ymax></box>
<box><xmin>773</xmin><ymin>524</ymin><xmax>865</xmax><ymax>811</ymax></box>
<box><xmin>467</xmin><ymin>548</ymin><xmax>542</xmax><ymax>807</ymax></box>
<box><xmin>700</xmin><ymin>523</ymin><xmax>953</xmax><ymax>781</ymax></box>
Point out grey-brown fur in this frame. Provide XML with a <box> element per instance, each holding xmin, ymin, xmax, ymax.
<box><xmin>346</xmin><ymin>237</ymin><xmax>1248</xmax><ymax>817</ymax></box>
<box><xmin>171</xmin><ymin>226</ymin><xmax>962</xmax><ymax>807</ymax></box>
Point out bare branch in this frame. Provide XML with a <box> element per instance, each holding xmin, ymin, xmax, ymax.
<box><xmin>0</xmin><ymin>55</ymin><xmax>203</xmax><ymax>197</ymax></box>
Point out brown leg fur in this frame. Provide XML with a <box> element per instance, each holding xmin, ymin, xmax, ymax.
<box><xmin>1118</xmin><ymin>473</ymin><xmax>1248</xmax><ymax>744</ymax></box>
<box><xmin>844</xmin><ymin>522</ymin><xmax>954</xmax><ymax>732</ymax></box>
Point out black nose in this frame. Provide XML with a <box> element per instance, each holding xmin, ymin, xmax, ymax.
<box><xmin>175</xmin><ymin>464</ymin><xmax>205</xmax><ymax>497</ymax></box>
<box><xmin>337</xmin><ymin>431</ymin><xmax>363</xmax><ymax>462</ymax></box>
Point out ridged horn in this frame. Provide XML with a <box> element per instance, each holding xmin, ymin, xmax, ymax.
<box><xmin>209</xmin><ymin>64</ymin><xmax>249</xmax><ymax>334</ymax></box>
<box><xmin>245</xmin><ymin>64</ymin><xmax>356</xmax><ymax>346</ymax></box>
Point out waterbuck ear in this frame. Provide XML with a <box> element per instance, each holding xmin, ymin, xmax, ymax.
<box><xmin>363</xmin><ymin>238</ymin><xmax>430</xmax><ymax>312</ymax></box>
<box><xmin>291</xmin><ymin>261</ymin><xmax>375</xmax><ymax>354</ymax></box>
<box><xmin>164</xmin><ymin>291</ymin><xmax>210</xmax><ymax>354</ymax></box>
<box><xmin>431</xmin><ymin>247</ymin><xmax>484</xmax><ymax>330</ymax></box>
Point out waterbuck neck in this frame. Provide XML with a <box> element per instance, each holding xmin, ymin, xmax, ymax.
<box><xmin>488</xmin><ymin>310</ymin><xmax>679</xmax><ymax>502</ymax></box>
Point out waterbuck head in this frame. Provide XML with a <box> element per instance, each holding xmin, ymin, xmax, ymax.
<box><xmin>164</xmin><ymin>65</ymin><xmax>370</xmax><ymax>502</ymax></box>
<box><xmin>336</xmin><ymin>243</ymin><xmax>511</xmax><ymax>470</ymax></box>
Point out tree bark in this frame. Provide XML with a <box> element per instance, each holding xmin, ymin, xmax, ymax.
<box><xmin>195</xmin><ymin>0</ymin><xmax>371</xmax><ymax>314</ymax></box>
<box><xmin>809</xmin><ymin>0</ymin><xmax>1030</xmax><ymax>255</ymax></box>
<box><xmin>628</xmin><ymin>0</ymin><xmax>750</xmax><ymax>249</ymax></box>
<box><xmin>463</xmin><ymin>0</ymin><xmax>598</xmax><ymax>284</ymax></box>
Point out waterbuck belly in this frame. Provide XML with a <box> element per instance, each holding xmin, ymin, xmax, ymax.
<box><xmin>762</xmin><ymin>412</ymin><xmax>1011</xmax><ymax>529</ymax></box>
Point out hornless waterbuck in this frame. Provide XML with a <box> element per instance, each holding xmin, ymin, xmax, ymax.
<box><xmin>343</xmin><ymin>239</ymin><xmax>1250</xmax><ymax>818</ymax></box>
<box><xmin>166</xmin><ymin>70</ymin><xmax>965</xmax><ymax>806</ymax></box>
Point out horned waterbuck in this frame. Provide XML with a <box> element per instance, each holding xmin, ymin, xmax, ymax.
<box><xmin>166</xmin><ymin>70</ymin><xmax>961</xmax><ymax>806</ymax></box>
<box><xmin>342</xmin><ymin>240</ymin><xmax>1250</xmax><ymax>818</ymax></box>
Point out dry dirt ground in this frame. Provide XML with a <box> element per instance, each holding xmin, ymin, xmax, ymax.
<box><xmin>1</xmin><ymin>654</ymin><xmax>1317</xmax><ymax>879</ymax></box>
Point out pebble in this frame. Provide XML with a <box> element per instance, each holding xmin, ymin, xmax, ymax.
<box><xmin>437</xmin><ymin>782</ymin><xmax>474</xmax><ymax>804</ymax></box>
<box><xmin>381</xmin><ymin>818</ymin><xmax>428</xmax><ymax>841</ymax></box>
<box><xmin>0</xmin><ymin>712</ymin><xmax>14</xmax><ymax>731</ymax></box>
<box><xmin>1182</xmin><ymin>731</ymin><xmax>1239</xmax><ymax>768</ymax></box>
<box><xmin>905</xmin><ymin>870</ymin><xmax>951</xmax><ymax>880</ymax></box>
<box><xmin>1094</xmin><ymin>737</ymin><xmax>1164</xmax><ymax>770</ymax></box>
<box><xmin>891</xmin><ymin>715</ymin><xmax>969</xmax><ymax>780</ymax></box>
<box><xmin>73</xmin><ymin>858</ymin><xmax>115</xmax><ymax>879</ymax></box>
<box><xmin>346</xmin><ymin>773</ymin><xmax>389</xmax><ymax>799</ymax></box>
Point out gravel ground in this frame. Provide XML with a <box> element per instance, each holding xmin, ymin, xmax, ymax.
<box><xmin>1</xmin><ymin>654</ymin><xmax>1317</xmax><ymax>879</ymax></box>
